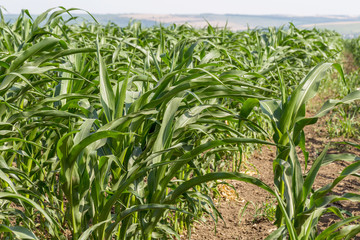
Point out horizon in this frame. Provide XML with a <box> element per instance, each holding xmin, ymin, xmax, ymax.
<box><xmin>2</xmin><ymin>3</ymin><xmax>360</xmax><ymax>37</ymax></box>
<box><xmin>2</xmin><ymin>0</ymin><xmax>360</xmax><ymax>16</ymax></box>
<box><xmin>2</xmin><ymin>11</ymin><xmax>360</xmax><ymax>18</ymax></box>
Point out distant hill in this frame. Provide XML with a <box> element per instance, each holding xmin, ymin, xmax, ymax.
<box><xmin>4</xmin><ymin>13</ymin><xmax>360</xmax><ymax>37</ymax></box>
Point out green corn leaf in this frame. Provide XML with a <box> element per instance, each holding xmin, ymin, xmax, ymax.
<box><xmin>0</xmin><ymin>193</ymin><xmax>56</xmax><ymax>227</ymax></box>
<box><xmin>314</xmin><ymin>90</ymin><xmax>360</xmax><ymax>118</ymax></box>
<box><xmin>302</xmin><ymin>144</ymin><xmax>329</xmax><ymax>201</ymax></box>
<box><xmin>324</xmin><ymin>224</ymin><xmax>360</xmax><ymax>240</ymax></box>
<box><xmin>314</xmin><ymin>193</ymin><xmax>360</xmax><ymax>208</ymax></box>
<box><xmin>274</xmin><ymin>190</ymin><xmax>298</xmax><ymax>240</ymax></box>
<box><xmin>105</xmin><ymin>204</ymin><xmax>194</xmax><ymax>239</ymax></box>
<box><xmin>0</xmin><ymin>224</ymin><xmax>38</xmax><ymax>240</ymax></box>
<box><xmin>240</xmin><ymin>98</ymin><xmax>259</xmax><ymax>119</ymax></box>
<box><xmin>78</xmin><ymin>220</ymin><xmax>111</xmax><ymax>240</ymax></box>
<box><xmin>264</xmin><ymin>226</ymin><xmax>286</xmax><ymax>240</ymax></box>
<box><xmin>313</xmin><ymin>161</ymin><xmax>360</xmax><ymax>200</ymax></box>
<box><xmin>7</xmin><ymin>110</ymin><xmax>84</xmax><ymax>124</ymax></box>
<box><xmin>166</xmin><ymin>172</ymin><xmax>275</xmax><ymax>203</ymax></box>
<box><xmin>96</xmin><ymin>36</ymin><xmax>115</xmax><ymax>122</ymax></box>
<box><xmin>279</xmin><ymin>63</ymin><xmax>332</xmax><ymax>135</ymax></box>
<box><xmin>8</xmin><ymin>37</ymin><xmax>59</xmax><ymax>72</ymax></box>
<box><xmin>323</xmin><ymin>153</ymin><xmax>360</xmax><ymax>165</ymax></box>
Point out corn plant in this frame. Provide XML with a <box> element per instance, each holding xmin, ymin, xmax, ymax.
<box><xmin>260</xmin><ymin>63</ymin><xmax>360</xmax><ymax>239</ymax></box>
<box><xmin>0</xmin><ymin>7</ymin><xmax>355</xmax><ymax>240</ymax></box>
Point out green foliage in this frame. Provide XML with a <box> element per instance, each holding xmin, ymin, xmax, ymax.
<box><xmin>261</xmin><ymin>63</ymin><xmax>360</xmax><ymax>239</ymax></box>
<box><xmin>239</xmin><ymin>199</ymin><xmax>277</xmax><ymax>224</ymax></box>
<box><xmin>0</xmin><ymin>7</ymin><xmax>357</xmax><ymax>240</ymax></box>
<box><xmin>344</xmin><ymin>38</ymin><xmax>360</xmax><ymax>66</ymax></box>
<box><xmin>327</xmin><ymin>105</ymin><xmax>360</xmax><ymax>140</ymax></box>
<box><xmin>319</xmin><ymin>52</ymin><xmax>360</xmax><ymax>140</ymax></box>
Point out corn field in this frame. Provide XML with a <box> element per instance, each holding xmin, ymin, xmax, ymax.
<box><xmin>0</xmin><ymin>8</ymin><xmax>359</xmax><ymax>240</ymax></box>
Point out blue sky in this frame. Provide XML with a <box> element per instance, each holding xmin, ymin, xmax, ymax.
<box><xmin>1</xmin><ymin>0</ymin><xmax>360</xmax><ymax>16</ymax></box>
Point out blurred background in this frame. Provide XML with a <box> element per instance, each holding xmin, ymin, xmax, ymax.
<box><xmin>2</xmin><ymin>0</ymin><xmax>360</xmax><ymax>37</ymax></box>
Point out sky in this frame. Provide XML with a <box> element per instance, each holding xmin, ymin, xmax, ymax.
<box><xmin>1</xmin><ymin>0</ymin><xmax>360</xmax><ymax>16</ymax></box>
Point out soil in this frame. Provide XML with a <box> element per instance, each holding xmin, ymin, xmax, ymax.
<box><xmin>182</xmin><ymin>95</ymin><xmax>360</xmax><ymax>240</ymax></box>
